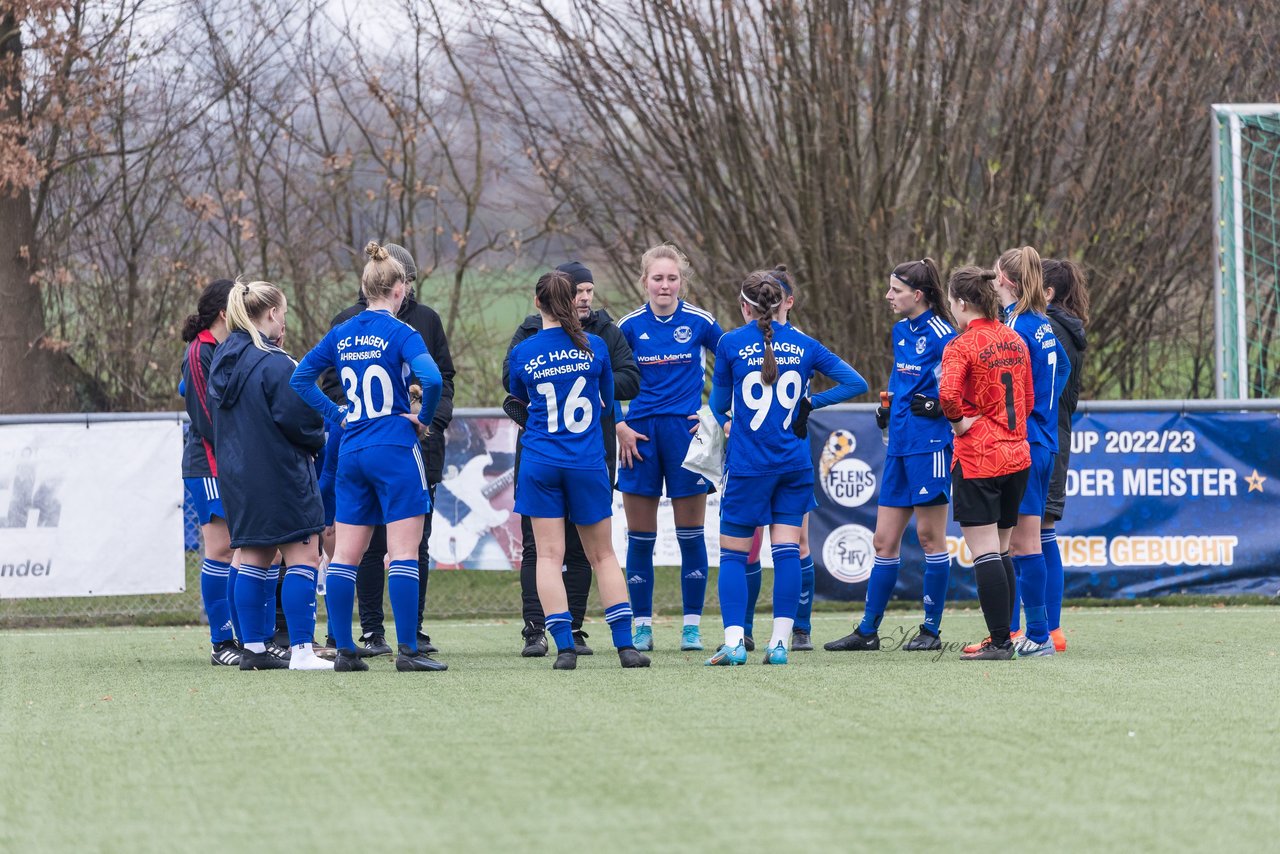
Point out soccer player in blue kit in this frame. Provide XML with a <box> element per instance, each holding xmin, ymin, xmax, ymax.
<box><xmin>291</xmin><ymin>242</ymin><xmax>445</xmax><ymax>673</ymax></box>
<box><xmin>615</xmin><ymin>244</ymin><xmax>724</xmax><ymax>652</ymax></box>
<box><xmin>508</xmin><ymin>270</ymin><xmax>649</xmax><ymax>671</ymax></box>
<box><xmin>708</xmin><ymin>268</ymin><xmax>867</xmax><ymax>665</ymax></box>
<box><xmin>985</xmin><ymin>245</ymin><xmax>1070</xmax><ymax>658</ymax></box>
<box><xmin>827</xmin><ymin>258</ymin><xmax>958</xmax><ymax>653</ymax></box>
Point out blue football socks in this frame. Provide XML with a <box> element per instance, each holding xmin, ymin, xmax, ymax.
<box><xmin>921</xmin><ymin>551</ymin><xmax>951</xmax><ymax>634</ymax></box>
<box><xmin>1014</xmin><ymin>553</ymin><xmax>1049</xmax><ymax>643</ymax></box>
<box><xmin>387</xmin><ymin>559</ymin><xmax>420</xmax><ymax>652</ymax></box>
<box><xmin>604</xmin><ymin>601</ymin><xmax>635</xmax><ymax>649</ymax></box>
<box><xmin>1043</xmin><ymin>528</ymin><xmax>1065</xmax><ymax>630</ymax></box>
<box><xmin>324</xmin><ymin>562</ymin><xmax>358</xmax><ymax>651</ymax></box>
<box><xmin>281</xmin><ymin>564</ymin><xmax>317</xmax><ymax>647</ymax></box>
<box><xmin>626</xmin><ymin>531</ymin><xmax>657</xmax><ymax>619</ymax></box>
<box><xmin>857</xmin><ymin>556</ymin><xmax>899</xmax><ymax>635</ymax></box>
<box><xmin>545</xmin><ymin>610</ymin><xmax>574</xmax><ymax>653</ymax></box>
<box><xmin>676</xmin><ymin>526</ymin><xmax>708</xmax><ymax>616</ymax></box>
<box><xmin>200</xmin><ymin>558</ymin><xmax>233</xmax><ymax>644</ymax></box>
<box><xmin>743</xmin><ymin>557</ymin><xmax>763</xmax><ymax>637</ymax></box>
<box><xmin>796</xmin><ymin>553</ymin><xmax>815</xmax><ymax>633</ymax></box>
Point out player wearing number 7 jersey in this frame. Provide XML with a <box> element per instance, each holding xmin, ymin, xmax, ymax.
<box><xmin>508</xmin><ymin>270</ymin><xmax>649</xmax><ymax>671</ymax></box>
<box><xmin>290</xmin><ymin>242</ymin><xmax>445</xmax><ymax>673</ymax></box>
<box><xmin>989</xmin><ymin>246</ymin><xmax>1070</xmax><ymax>659</ymax></box>
<box><xmin>707</xmin><ymin>268</ymin><xmax>867</xmax><ymax>666</ymax></box>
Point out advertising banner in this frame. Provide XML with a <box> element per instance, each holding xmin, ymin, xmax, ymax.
<box><xmin>0</xmin><ymin>420</ymin><xmax>186</xmax><ymax>599</ymax></box>
<box><xmin>807</xmin><ymin>407</ymin><xmax>1280</xmax><ymax>601</ymax></box>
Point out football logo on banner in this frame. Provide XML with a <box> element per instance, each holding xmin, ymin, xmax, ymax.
<box><xmin>819</xmin><ymin>429</ymin><xmax>876</xmax><ymax>507</ymax></box>
<box><xmin>822</xmin><ymin>524</ymin><xmax>876</xmax><ymax>584</ymax></box>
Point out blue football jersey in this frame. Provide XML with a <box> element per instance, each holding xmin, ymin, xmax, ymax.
<box><xmin>295</xmin><ymin>310</ymin><xmax>427</xmax><ymax>453</ymax></box>
<box><xmin>1005</xmin><ymin>306</ymin><xmax>1071</xmax><ymax>451</ymax></box>
<box><xmin>887</xmin><ymin>309</ymin><xmax>956</xmax><ymax>456</ymax></box>
<box><xmin>616</xmin><ymin>300</ymin><xmax>723</xmax><ymax>420</ymax></box>
<box><xmin>713</xmin><ymin>322</ymin><xmax>844</xmax><ymax>477</ymax></box>
<box><xmin>509</xmin><ymin>327</ymin><xmax>614</xmax><ymax>470</ymax></box>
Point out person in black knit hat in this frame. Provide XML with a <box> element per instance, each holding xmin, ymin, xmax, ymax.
<box><xmin>502</xmin><ymin>260</ymin><xmax>640</xmax><ymax>657</ymax></box>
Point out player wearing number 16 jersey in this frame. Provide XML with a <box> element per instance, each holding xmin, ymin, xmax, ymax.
<box><xmin>508</xmin><ymin>270</ymin><xmax>648</xmax><ymax>671</ymax></box>
<box><xmin>291</xmin><ymin>242</ymin><xmax>444</xmax><ymax>673</ymax></box>
<box><xmin>708</xmin><ymin>268</ymin><xmax>867</xmax><ymax>666</ymax></box>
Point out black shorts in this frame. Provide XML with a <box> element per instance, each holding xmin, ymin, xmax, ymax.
<box><xmin>951</xmin><ymin>462</ymin><xmax>1030</xmax><ymax>529</ymax></box>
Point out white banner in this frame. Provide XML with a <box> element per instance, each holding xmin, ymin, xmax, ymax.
<box><xmin>0</xmin><ymin>420</ymin><xmax>185</xmax><ymax>599</ymax></box>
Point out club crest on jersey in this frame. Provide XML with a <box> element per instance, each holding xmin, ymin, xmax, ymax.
<box><xmin>819</xmin><ymin>430</ymin><xmax>876</xmax><ymax>508</ymax></box>
<box><xmin>822</xmin><ymin>524</ymin><xmax>875</xmax><ymax>584</ymax></box>
<box><xmin>915</xmin><ymin>336</ymin><xmax>928</xmax><ymax>355</ymax></box>
<box><xmin>673</xmin><ymin>325</ymin><xmax>693</xmax><ymax>344</ymax></box>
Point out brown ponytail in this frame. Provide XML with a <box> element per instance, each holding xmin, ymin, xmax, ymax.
<box><xmin>891</xmin><ymin>257</ymin><xmax>955</xmax><ymax>328</ymax></box>
<box><xmin>1042</xmin><ymin>259</ymin><xmax>1091</xmax><ymax>326</ymax></box>
<box><xmin>947</xmin><ymin>267</ymin><xmax>1001</xmax><ymax>321</ymax></box>
<box><xmin>740</xmin><ymin>269</ymin><xmax>787</xmax><ymax>384</ymax></box>
<box><xmin>182</xmin><ymin>279</ymin><xmax>234</xmax><ymax>342</ymax></box>
<box><xmin>535</xmin><ymin>270</ymin><xmax>591</xmax><ymax>354</ymax></box>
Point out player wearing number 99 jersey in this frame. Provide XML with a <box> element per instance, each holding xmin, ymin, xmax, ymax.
<box><xmin>507</xmin><ymin>270</ymin><xmax>648</xmax><ymax>671</ymax></box>
<box><xmin>991</xmin><ymin>246</ymin><xmax>1070</xmax><ymax>658</ymax></box>
<box><xmin>707</xmin><ymin>268</ymin><xmax>867</xmax><ymax>666</ymax></box>
<box><xmin>291</xmin><ymin>242</ymin><xmax>445</xmax><ymax>673</ymax></box>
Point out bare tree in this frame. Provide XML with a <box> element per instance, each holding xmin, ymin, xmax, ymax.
<box><xmin>490</xmin><ymin>0</ymin><xmax>1280</xmax><ymax>398</ymax></box>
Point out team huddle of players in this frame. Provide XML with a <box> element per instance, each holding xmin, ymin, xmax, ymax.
<box><xmin>181</xmin><ymin>239</ymin><xmax>1088</xmax><ymax>671</ymax></box>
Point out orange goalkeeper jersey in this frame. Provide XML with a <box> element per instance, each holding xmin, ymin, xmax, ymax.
<box><xmin>939</xmin><ymin>318</ymin><xmax>1034</xmax><ymax>478</ymax></box>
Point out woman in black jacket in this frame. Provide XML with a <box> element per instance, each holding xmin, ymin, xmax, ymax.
<box><xmin>181</xmin><ymin>279</ymin><xmax>238</xmax><ymax>666</ymax></box>
<box><xmin>1041</xmin><ymin>259</ymin><xmax>1090</xmax><ymax>653</ymax></box>
<box><xmin>208</xmin><ymin>280</ymin><xmax>330</xmax><ymax>671</ymax></box>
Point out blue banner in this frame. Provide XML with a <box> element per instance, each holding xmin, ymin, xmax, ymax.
<box><xmin>807</xmin><ymin>407</ymin><xmax>1280</xmax><ymax>601</ymax></box>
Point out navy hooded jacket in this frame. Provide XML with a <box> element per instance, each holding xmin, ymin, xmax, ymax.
<box><xmin>207</xmin><ymin>330</ymin><xmax>325</xmax><ymax>549</ymax></box>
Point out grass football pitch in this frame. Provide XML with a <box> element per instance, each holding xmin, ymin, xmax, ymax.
<box><xmin>2</xmin><ymin>606</ymin><xmax>1277</xmax><ymax>852</ymax></box>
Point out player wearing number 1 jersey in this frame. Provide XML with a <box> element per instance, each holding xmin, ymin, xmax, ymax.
<box><xmin>291</xmin><ymin>242</ymin><xmax>444</xmax><ymax>673</ymax></box>
<box><xmin>939</xmin><ymin>266</ymin><xmax>1033</xmax><ymax>660</ymax></box>
<box><xmin>508</xmin><ymin>270</ymin><xmax>648</xmax><ymax>671</ymax></box>
<box><xmin>708</xmin><ymin>269</ymin><xmax>867</xmax><ymax>666</ymax></box>
<box><xmin>990</xmin><ymin>246</ymin><xmax>1070</xmax><ymax>658</ymax></box>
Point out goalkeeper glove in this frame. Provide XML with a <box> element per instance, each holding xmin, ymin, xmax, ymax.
<box><xmin>502</xmin><ymin>394</ymin><xmax>529</xmax><ymax>429</ymax></box>
<box><xmin>910</xmin><ymin>394</ymin><xmax>944</xmax><ymax>418</ymax></box>
<box><xmin>792</xmin><ymin>397</ymin><xmax>813</xmax><ymax>439</ymax></box>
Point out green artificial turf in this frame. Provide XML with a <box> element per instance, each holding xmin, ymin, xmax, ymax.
<box><xmin>2</xmin><ymin>607</ymin><xmax>1277</xmax><ymax>852</ymax></box>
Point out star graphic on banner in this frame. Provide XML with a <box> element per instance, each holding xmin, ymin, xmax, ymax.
<box><xmin>1245</xmin><ymin>469</ymin><xmax>1267</xmax><ymax>493</ymax></box>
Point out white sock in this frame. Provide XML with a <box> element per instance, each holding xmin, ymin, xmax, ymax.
<box><xmin>245</xmin><ymin>642</ymin><xmax>266</xmax><ymax>653</ymax></box>
<box><xmin>292</xmin><ymin>643</ymin><xmax>314</xmax><ymax>655</ymax></box>
<box><xmin>769</xmin><ymin>618</ymin><xmax>794</xmax><ymax>650</ymax></box>
<box><xmin>635</xmin><ymin>617</ymin><xmax>653</xmax><ymax>627</ymax></box>
<box><xmin>724</xmin><ymin>626</ymin><xmax>745</xmax><ymax>648</ymax></box>
<box><xmin>683</xmin><ymin>614</ymin><xmax>701</xmax><ymax>627</ymax></box>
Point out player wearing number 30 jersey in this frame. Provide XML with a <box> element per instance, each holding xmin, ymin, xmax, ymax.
<box><xmin>291</xmin><ymin>242</ymin><xmax>445</xmax><ymax>673</ymax></box>
<box><xmin>707</xmin><ymin>268</ymin><xmax>867</xmax><ymax>666</ymax></box>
